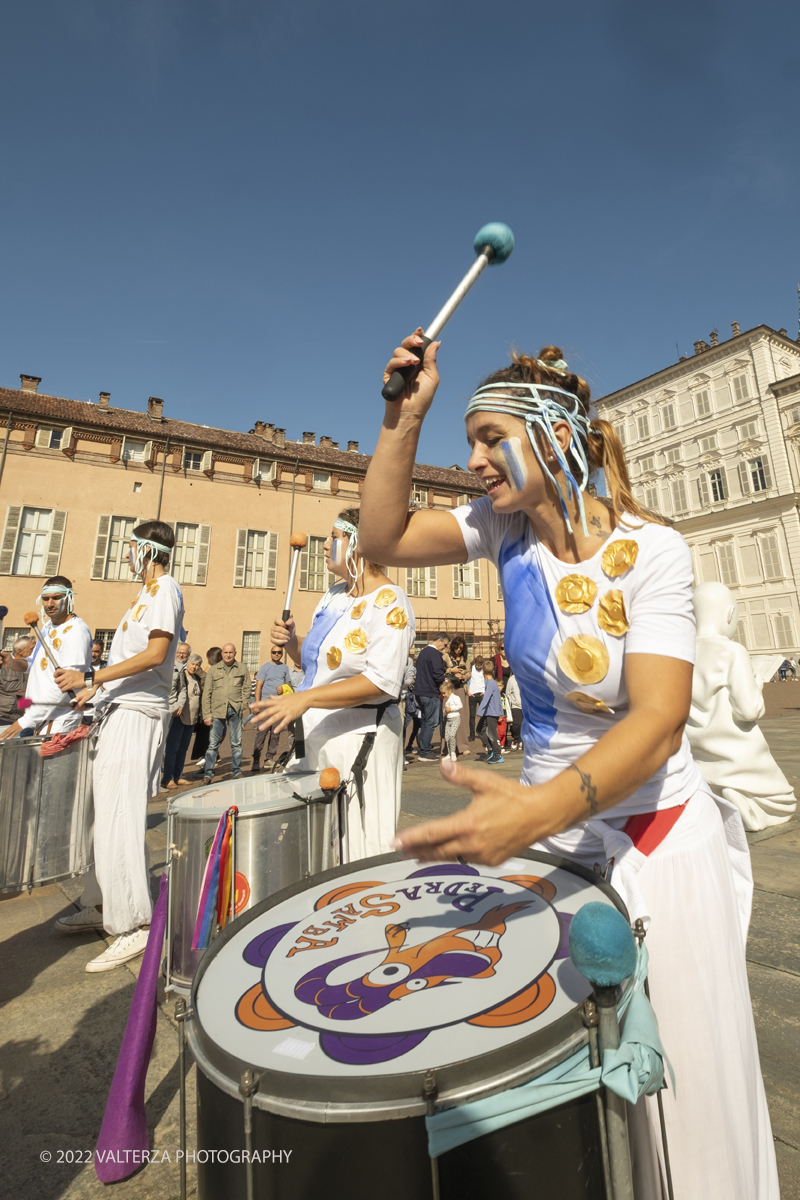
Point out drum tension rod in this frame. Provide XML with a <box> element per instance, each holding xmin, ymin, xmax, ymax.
<box><xmin>423</xmin><ymin>1072</ymin><xmax>442</xmax><ymax>1200</ymax></box>
<box><xmin>583</xmin><ymin>1000</ymin><xmax>613</xmax><ymax>1200</ymax></box>
<box><xmin>239</xmin><ymin>1068</ymin><xmax>260</xmax><ymax>1200</ymax></box>
<box><xmin>175</xmin><ymin>998</ymin><xmax>188</xmax><ymax>1200</ymax></box>
<box><xmin>633</xmin><ymin>919</ymin><xmax>675</xmax><ymax>1200</ymax></box>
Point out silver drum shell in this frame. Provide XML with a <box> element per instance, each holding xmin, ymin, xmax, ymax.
<box><xmin>0</xmin><ymin>734</ymin><xmax>94</xmax><ymax>893</ymax></box>
<box><xmin>165</xmin><ymin>772</ymin><xmax>345</xmax><ymax>994</ymax></box>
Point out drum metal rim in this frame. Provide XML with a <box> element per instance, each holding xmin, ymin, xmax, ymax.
<box><xmin>168</xmin><ymin>794</ymin><xmax>318</xmax><ymax>819</ymax></box>
<box><xmin>188</xmin><ymin>851</ymin><xmax>630</xmax><ymax>1121</ymax></box>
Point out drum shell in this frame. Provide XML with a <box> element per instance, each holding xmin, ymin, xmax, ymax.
<box><xmin>0</xmin><ymin>735</ymin><xmax>94</xmax><ymax>893</ymax></box>
<box><xmin>166</xmin><ymin>774</ymin><xmax>344</xmax><ymax>992</ymax></box>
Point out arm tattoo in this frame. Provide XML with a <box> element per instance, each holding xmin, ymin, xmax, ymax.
<box><xmin>569</xmin><ymin>763</ymin><xmax>599</xmax><ymax>816</ymax></box>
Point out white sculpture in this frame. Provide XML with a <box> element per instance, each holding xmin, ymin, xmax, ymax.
<box><xmin>686</xmin><ymin>582</ymin><xmax>796</xmax><ymax>830</ymax></box>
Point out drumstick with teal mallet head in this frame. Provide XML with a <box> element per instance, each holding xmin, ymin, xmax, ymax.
<box><xmin>381</xmin><ymin>222</ymin><xmax>515</xmax><ymax>401</ymax></box>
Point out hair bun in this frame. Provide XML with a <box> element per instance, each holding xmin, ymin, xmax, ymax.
<box><xmin>537</xmin><ymin>345</ymin><xmax>564</xmax><ymax>363</ymax></box>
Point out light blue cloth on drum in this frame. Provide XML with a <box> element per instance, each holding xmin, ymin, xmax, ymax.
<box><xmin>426</xmin><ymin>945</ymin><xmax>666</xmax><ymax>1157</ymax></box>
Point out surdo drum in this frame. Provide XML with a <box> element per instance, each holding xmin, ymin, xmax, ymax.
<box><xmin>186</xmin><ymin>851</ymin><xmax>632</xmax><ymax>1199</ymax></box>
<box><xmin>165</xmin><ymin>769</ymin><xmax>347</xmax><ymax>994</ymax></box>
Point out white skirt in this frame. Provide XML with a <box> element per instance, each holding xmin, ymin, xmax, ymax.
<box><xmin>294</xmin><ymin>713</ymin><xmax>403</xmax><ymax>862</ymax></box>
<box><xmin>539</xmin><ymin>791</ymin><xmax>779</xmax><ymax>1199</ymax></box>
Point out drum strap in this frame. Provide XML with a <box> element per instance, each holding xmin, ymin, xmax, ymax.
<box><xmin>350</xmin><ymin>698</ymin><xmax>398</xmax><ymax>808</ymax></box>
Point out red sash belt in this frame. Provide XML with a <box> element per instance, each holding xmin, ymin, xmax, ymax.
<box><xmin>623</xmin><ymin>802</ymin><xmax>688</xmax><ymax>857</ymax></box>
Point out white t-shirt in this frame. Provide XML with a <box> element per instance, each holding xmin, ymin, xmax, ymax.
<box><xmin>25</xmin><ymin>615</ymin><xmax>93</xmax><ymax>733</ymax></box>
<box><xmin>299</xmin><ymin>581</ymin><xmax>416</xmax><ymax>739</ymax></box>
<box><xmin>468</xmin><ymin>666</ymin><xmax>486</xmax><ymax>695</ymax></box>
<box><xmin>452</xmin><ymin>498</ymin><xmax>702</xmax><ymax>816</ymax></box>
<box><xmin>101</xmin><ymin>575</ymin><xmax>185</xmax><ymax>711</ymax></box>
<box><xmin>445</xmin><ymin>694</ymin><xmax>463</xmax><ymax>715</ymax></box>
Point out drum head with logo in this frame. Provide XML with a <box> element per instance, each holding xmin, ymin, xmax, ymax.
<box><xmin>191</xmin><ymin>852</ymin><xmax>629</xmax><ymax>1112</ymax></box>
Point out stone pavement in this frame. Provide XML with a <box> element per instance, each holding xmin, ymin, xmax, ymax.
<box><xmin>0</xmin><ymin>720</ymin><xmax>798</xmax><ymax>1197</ymax></box>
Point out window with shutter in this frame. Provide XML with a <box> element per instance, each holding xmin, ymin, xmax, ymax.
<box><xmin>91</xmin><ymin>515</ymin><xmax>112</xmax><ymax>579</ymax></box>
<box><xmin>201</xmin><ymin>450</ymin><xmax>214</xmax><ymax>474</ymax></box>
<box><xmin>104</xmin><ymin>516</ymin><xmax>138</xmax><ymax>580</ymax></box>
<box><xmin>407</xmin><ymin>566</ymin><xmax>437</xmax><ymax>597</ymax></box>
<box><xmin>299</xmin><ymin>536</ymin><xmax>329</xmax><ymax>591</ymax></box>
<box><xmin>497</xmin><ymin>576</ymin><xmax>503</xmax><ymax>602</ymax></box>
<box><xmin>636</xmin><ymin>414</ymin><xmax>650</xmax><ymax>440</ymax></box>
<box><xmin>44</xmin><ymin>510</ymin><xmax>67</xmax><ymax>575</ymax></box>
<box><xmin>717</xmin><ymin>543</ymin><xmax>738</xmax><ymax>586</ymax></box>
<box><xmin>266</xmin><ymin>531</ymin><xmax>279</xmax><ymax>589</ymax></box>
<box><xmin>172</xmin><ymin>523</ymin><xmax>198</xmax><ymax>585</ymax></box>
<box><xmin>122</xmin><ymin>438</ymin><xmax>146</xmax><ymax>463</ymax></box>
<box><xmin>709</xmin><ymin>469</ymin><xmax>726</xmax><ymax>502</ymax></box>
<box><xmin>472</xmin><ymin>562</ymin><xmax>481</xmax><ymax>600</ymax></box>
<box><xmin>695</xmin><ymin>390</ymin><xmax>711</xmax><ymax>418</ymax></box>
<box><xmin>194</xmin><ymin>525</ymin><xmax>211</xmax><ymax>585</ymax></box>
<box><xmin>644</xmin><ymin>486</ymin><xmax>659</xmax><ymax>511</ymax></box>
<box><xmin>737</xmin><ymin>461</ymin><xmax>751</xmax><ymax>495</ymax></box>
<box><xmin>759</xmin><ymin>534</ymin><xmax>783</xmax><ymax>580</ymax></box>
<box><xmin>0</xmin><ymin>506</ymin><xmax>23</xmax><ymax>575</ymax></box>
<box><xmin>773</xmin><ymin>613</ymin><xmax>796</xmax><ymax>646</ymax></box>
<box><xmin>12</xmin><ymin>507</ymin><xmax>53</xmax><ymax>576</ymax></box>
<box><xmin>661</xmin><ymin>404</ymin><xmax>676</xmax><ymax>430</ymax></box>
<box><xmin>233</xmin><ymin>529</ymin><xmax>248</xmax><ymax>587</ymax></box>
<box><xmin>732</xmin><ymin>374</ymin><xmax>749</xmax><ymax>402</ymax></box>
<box><xmin>732</xmin><ymin>620</ymin><xmax>748</xmax><ymax>648</ymax></box>
<box><xmin>670</xmin><ymin>478</ymin><xmax>689</xmax><ymax>514</ymax></box>
<box><xmin>299</xmin><ymin>544</ymin><xmax>309</xmax><ymax>591</ymax></box>
<box><xmin>750</xmin><ymin>457</ymin><xmax>771</xmax><ymax>492</ymax></box>
<box><xmin>697</xmin><ymin>476</ymin><xmax>710</xmax><ymax>507</ymax></box>
<box><xmin>640</xmin><ymin>455</ymin><xmax>655</xmax><ymax>473</ymax></box>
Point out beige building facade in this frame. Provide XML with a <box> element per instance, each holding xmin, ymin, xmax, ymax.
<box><xmin>597</xmin><ymin>323</ymin><xmax>800</xmax><ymax>657</ymax></box>
<box><xmin>0</xmin><ymin>378</ymin><xmax>505</xmax><ymax>670</ymax></box>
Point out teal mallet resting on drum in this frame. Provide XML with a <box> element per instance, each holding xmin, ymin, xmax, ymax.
<box><xmin>381</xmin><ymin>222</ymin><xmax>515</xmax><ymax>401</ymax></box>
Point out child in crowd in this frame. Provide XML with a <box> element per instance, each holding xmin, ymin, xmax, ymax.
<box><xmin>476</xmin><ymin>661</ymin><xmax>503</xmax><ymax>764</ymax></box>
<box><xmin>440</xmin><ymin>679</ymin><xmax>463</xmax><ymax>761</ymax></box>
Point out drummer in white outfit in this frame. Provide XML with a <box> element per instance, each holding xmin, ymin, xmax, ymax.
<box><xmin>0</xmin><ymin>577</ymin><xmax>92</xmax><ymax>740</ymax></box>
<box><xmin>53</xmin><ymin>520</ymin><xmax>184</xmax><ymax>973</ymax></box>
<box><xmin>359</xmin><ymin>332</ymin><xmax>779</xmax><ymax>1200</ymax></box>
<box><xmin>252</xmin><ymin>507</ymin><xmax>415</xmax><ymax>860</ymax></box>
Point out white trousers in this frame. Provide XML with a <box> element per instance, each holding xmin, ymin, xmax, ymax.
<box><xmin>81</xmin><ymin>706</ymin><xmax>168</xmax><ymax>936</ymax></box>
<box><xmin>298</xmin><ymin>714</ymin><xmax>403</xmax><ymax>861</ymax></box>
<box><xmin>541</xmin><ymin>791</ymin><xmax>779</xmax><ymax>1200</ymax></box>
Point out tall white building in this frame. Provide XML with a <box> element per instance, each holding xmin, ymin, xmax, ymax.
<box><xmin>597</xmin><ymin>322</ymin><xmax>800</xmax><ymax>656</ymax></box>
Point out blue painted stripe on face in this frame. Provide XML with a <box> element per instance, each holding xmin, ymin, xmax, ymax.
<box><xmin>498</xmin><ymin>533</ymin><xmax>558</xmax><ymax>752</ymax></box>
<box><xmin>500</xmin><ymin>439</ymin><xmax>526</xmax><ymax>492</ymax></box>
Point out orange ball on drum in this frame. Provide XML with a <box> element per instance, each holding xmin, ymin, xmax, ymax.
<box><xmin>319</xmin><ymin>767</ymin><xmax>341</xmax><ymax>791</ymax></box>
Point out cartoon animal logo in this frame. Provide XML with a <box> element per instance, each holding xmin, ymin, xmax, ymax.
<box><xmin>234</xmin><ymin>864</ymin><xmax>571</xmax><ymax>1066</ymax></box>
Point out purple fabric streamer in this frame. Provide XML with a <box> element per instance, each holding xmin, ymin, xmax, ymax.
<box><xmin>94</xmin><ymin>873</ymin><xmax>169</xmax><ymax>1184</ymax></box>
<box><xmin>191</xmin><ymin>810</ymin><xmax>226</xmax><ymax>952</ymax></box>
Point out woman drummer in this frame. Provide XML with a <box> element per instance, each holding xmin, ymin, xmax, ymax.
<box><xmin>251</xmin><ymin>508</ymin><xmax>415</xmax><ymax>861</ymax></box>
<box><xmin>358</xmin><ymin>332</ymin><xmax>778</xmax><ymax>1200</ymax></box>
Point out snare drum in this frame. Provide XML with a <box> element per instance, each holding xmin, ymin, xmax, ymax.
<box><xmin>187</xmin><ymin>851</ymin><xmax>632</xmax><ymax>1199</ymax></box>
<box><xmin>0</xmin><ymin>735</ymin><xmax>94</xmax><ymax>893</ymax></box>
<box><xmin>165</xmin><ymin>770</ymin><xmax>347</xmax><ymax>993</ymax></box>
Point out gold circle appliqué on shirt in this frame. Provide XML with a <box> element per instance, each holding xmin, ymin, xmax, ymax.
<box><xmin>554</xmin><ymin>575</ymin><xmax>598</xmax><ymax>614</ymax></box>
<box><xmin>598</xmin><ymin>590</ymin><xmax>629</xmax><ymax>637</ymax></box>
<box><xmin>122</xmin><ymin>622</ymin><xmax>128</xmax><ymax>631</ymax></box>
<box><xmin>565</xmin><ymin>691</ymin><xmax>614</xmax><ymax>716</ymax></box>
<box><xmin>40</xmin><ymin>658</ymin><xmax>48</xmax><ymax>671</ymax></box>
<box><xmin>350</xmin><ymin>600</ymin><xmax>367</xmax><ymax>620</ymax></box>
<box><xmin>558</xmin><ymin>635</ymin><xmax>609</xmax><ymax>684</ymax></box>
<box><xmin>374</xmin><ymin>588</ymin><xmax>396</xmax><ymax>609</ymax></box>
<box><xmin>344</xmin><ymin>628</ymin><xmax>368</xmax><ymax>653</ymax></box>
<box><xmin>601</xmin><ymin>540</ymin><xmax>638</xmax><ymax>578</ymax></box>
<box><xmin>327</xmin><ymin>647</ymin><xmax>342</xmax><ymax>670</ymax></box>
<box><xmin>386</xmin><ymin>607</ymin><xmax>408</xmax><ymax>630</ymax></box>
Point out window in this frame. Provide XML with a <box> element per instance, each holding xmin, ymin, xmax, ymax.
<box><xmin>12</xmin><ymin>507</ymin><xmax>51</xmax><ymax>576</ymax></box>
<box><xmin>731</xmin><ymin>374</ymin><xmax>750</xmax><ymax>402</ymax></box>
<box><xmin>233</xmin><ymin>529</ymin><xmax>279</xmax><ymax>589</ymax></box>
<box><xmin>732</xmin><ymin>620</ymin><xmax>748</xmax><ymax>648</ymax></box>
<box><xmin>452</xmin><ymin>562</ymin><xmax>482</xmax><ymax>600</ymax></box>
<box><xmin>614</xmin><ymin>423</ymin><xmax>627</xmax><ymax>446</ymax></box>
<box><xmin>750</xmin><ymin>457</ymin><xmax>772</xmax><ymax>493</ymax></box>
<box><xmin>636</xmin><ymin>414</ymin><xmax>650</xmax><ymax>440</ymax></box>
<box><xmin>717</xmin><ymin>542</ymin><xmax>738</xmax><ymax>586</ymax></box>
<box><xmin>665</xmin><ymin>446</ymin><xmax>681</xmax><ymax>464</ymax></box>
<box><xmin>2</xmin><ymin>627</ymin><xmax>28</xmax><ymax>651</ymax></box>
<box><xmin>121</xmin><ymin>438</ymin><xmax>148</xmax><ymax>463</ymax></box>
<box><xmin>184</xmin><ymin>451</ymin><xmax>202</xmax><ymax>471</ymax></box>
<box><xmin>456</xmin><ymin>494</ymin><xmax>470</xmax><ymax>507</ymax></box>
<box><xmin>644</xmin><ymin>486</ymin><xmax>659</xmax><ymax>510</ymax></box>
<box><xmin>670</xmin><ymin>478</ymin><xmax>689</xmax><ymax>514</ymax></box>
<box><xmin>0</xmin><ymin>506</ymin><xmax>67</xmax><ymax>578</ymax></box>
<box><xmin>709</xmin><ymin>469</ymin><xmax>726</xmax><ymax>502</ymax></box>
<box><xmin>411</xmin><ymin>487</ymin><xmax>426</xmax><ymax>507</ymax></box>
<box><xmin>759</xmin><ymin>533</ymin><xmax>783</xmax><ymax>580</ymax></box>
<box><xmin>312</xmin><ymin>472</ymin><xmax>330</xmax><ymax>491</ymax></box>
<box><xmin>661</xmin><ymin>404</ymin><xmax>676</xmax><ymax>431</ymax></box>
<box><xmin>241</xmin><ymin>631</ymin><xmax>261</xmax><ymax>674</ymax></box>
<box><xmin>251</xmin><ymin>459</ymin><xmax>276</xmax><ymax>482</ymax></box>
<box><xmin>171</xmin><ymin>522</ymin><xmax>211</xmax><ymax>586</ymax></box>
<box><xmin>697</xmin><ymin>476</ymin><xmax>709</xmax><ymax>507</ymax></box>
<box><xmin>406</xmin><ymin>566</ymin><xmax>437</xmax><ymax>597</ymax></box>
<box><xmin>300</xmin><ymin>535</ymin><xmax>335</xmax><ymax>592</ymax></box>
<box><xmin>699</xmin><ymin>435</ymin><xmax>717</xmax><ymax>453</ymax></box>
<box><xmin>35</xmin><ymin>426</ymin><xmax>63</xmax><ymax>450</ymax></box>
<box><xmin>639</xmin><ymin>455</ymin><xmax>655</xmax><ymax>474</ymax></box>
<box><xmin>790</xmin><ymin>408</ymin><xmax>800</xmax><ymax>428</ymax></box>
<box><xmin>105</xmin><ymin>515</ymin><xmax>137</xmax><ymax>580</ymax></box>
<box><xmin>739</xmin><ymin>421</ymin><xmax>759</xmax><ymax>441</ymax></box>
<box><xmin>773</xmin><ymin>613</ymin><xmax>796</xmax><ymax>647</ymax></box>
<box><xmin>695</xmin><ymin>390</ymin><xmax>711</xmax><ymax>418</ymax></box>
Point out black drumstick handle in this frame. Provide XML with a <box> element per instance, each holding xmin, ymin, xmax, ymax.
<box><xmin>381</xmin><ymin>336</ymin><xmax>432</xmax><ymax>401</ymax></box>
<box><xmin>281</xmin><ymin>607</ymin><xmax>291</xmax><ymax>622</ymax></box>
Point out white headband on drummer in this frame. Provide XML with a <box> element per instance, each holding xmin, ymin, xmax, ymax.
<box><xmin>37</xmin><ymin>584</ymin><xmax>74</xmax><ymax>618</ymax></box>
<box><xmin>130</xmin><ymin>536</ymin><xmax>172</xmax><ymax>577</ymax></box>
<box><xmin>332</xmin><ymin>518</ymin><xmax>362</xmax><ymax>590</ymax></box>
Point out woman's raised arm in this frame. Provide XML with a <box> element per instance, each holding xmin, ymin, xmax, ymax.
<box><xmin>359</xmin><ymin>330</ymin><xmax>470</xmax><ymax>567</ymax></box>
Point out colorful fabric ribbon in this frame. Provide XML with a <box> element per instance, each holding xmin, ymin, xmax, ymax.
<box><xmin>191</xmin><ymin>807</ymin><xmax>237</xmax><ymax>951</ymax></box>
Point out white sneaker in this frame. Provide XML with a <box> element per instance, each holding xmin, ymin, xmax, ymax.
<box><xmin>195</xmin><ymin>758</ymin><xmax>205</xmax><ymax>768</ymax></box>
<box><xmin>85</xmin><ymin>927</ymin><xmax>149</xmax><ymax>973</ymax></box>
<box><xmin>56</xmin><ymin>906</ymin><xmax>105</xmax><ymax>934</ymax></box>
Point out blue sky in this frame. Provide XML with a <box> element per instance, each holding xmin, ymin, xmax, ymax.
<box><xmin>1</xmin><ymin>0</ymin><xmax>799</xmax><ymax>468</ymax></box>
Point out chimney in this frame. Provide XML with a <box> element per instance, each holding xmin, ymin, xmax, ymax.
<box><xmin>147</xmin><ymin>396</ymin><xmax>164</xmax><ymax>421</ymax></box>
<box><xmin>679</xmin><ymin>355</ymin><xmax>687</xmax><ymax>362</ymax></box>
<box><xmin>710</xmin><ymin>329</ymin><xmax>718</xmax><ymax>347</ymax></box>
<box><xmin>302</xmin><ymin>431</ymin><xmax>315</xmax><ymax>445</ymax></box>
<box><xmin>253</xmin><ymin>421</ymin><xmax>274</xmax><ymax>439</ymax></box>
<box><xmin>778</xmin><ymin>328</ymin><xmax>787</xmax><ymax>337</ymax></box>
<box><xmin>319</xmin><ymin>435</ymin><xmax>333</xmax><ymax>448</ymax></box>
<box><xmin>347</xmin><ymin>440</ymin><xmax>359</xmax><ymax>453</ymax></box>
<box><xmin>273</xmin><ymin>427</ymin><xmax>286</xmax><ymax>448</ymax></box>
<box><xmin>20</xmin><ymin>375</ymin><xmax>41</xmax><ymax>393</ymax></box>
<box><xmin>731</xmin><ymin>321</ymin><xmax>740</xmax><ymax>337</ymax></box>
<box><xmin>98</xmin><ymin>392</ymin><xmax>110</xmax><ymax>409</ymax></box>
<box><xmin>693</xmin><ymin>341</ymin><xmax>705</xmax><ymax>355</ymax></box>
